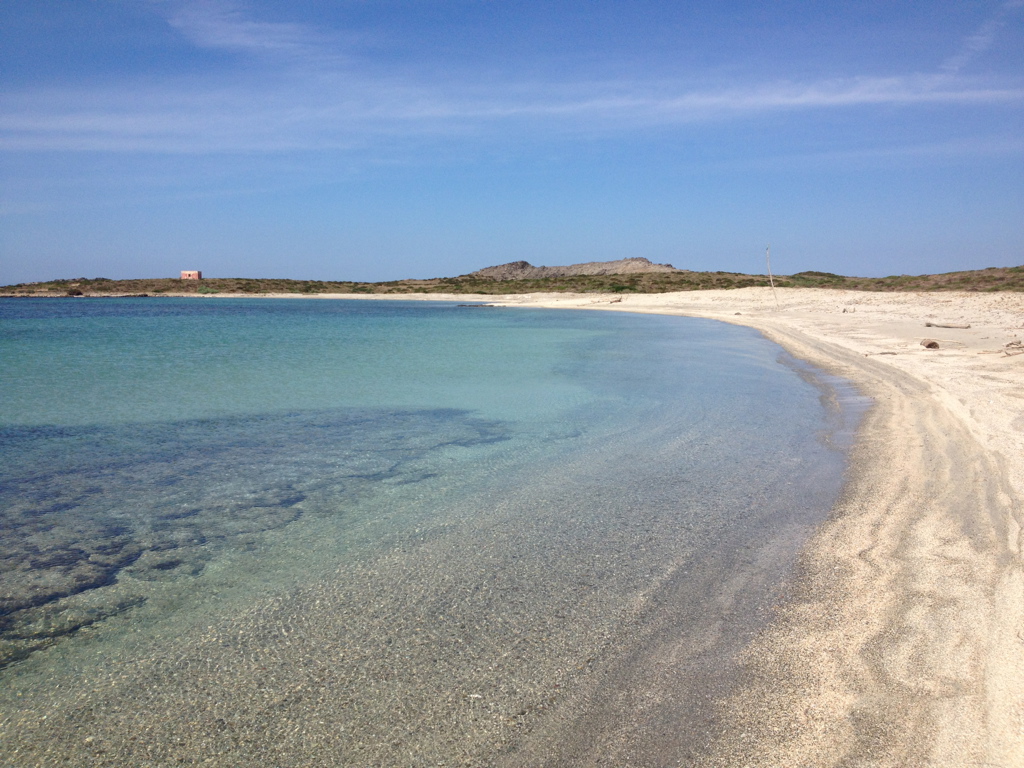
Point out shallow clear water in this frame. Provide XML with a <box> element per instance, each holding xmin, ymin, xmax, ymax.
<box><xmin>0</xmin><ymin>297</ymin><xmax>861</xmax><ymax>764</ymax></box>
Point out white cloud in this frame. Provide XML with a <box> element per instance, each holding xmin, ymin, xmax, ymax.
<box><xmin>162</xmin><ymin>0</ymin><xmax>352</xmax><ymax>68</ymax></box>
<box><xmin>1</xmin><ymin>72</ymin><xmax>1020</xmax><ymax>154</ymax></box>
<box><xmin>0</xmin><ymin>2</ymin><xmax>1020</xmax><ymax>156</ymax></box>
<box><xmin>940</xmin><ymin>0</ymin><xmax>1024</xmax><ymax>74</ymax></box>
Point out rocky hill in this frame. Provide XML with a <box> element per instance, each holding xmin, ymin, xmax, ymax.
<box><xmin>467</xmin><ymin>257</ymin><xmax>679</xmax><ymax>280</ymax></box>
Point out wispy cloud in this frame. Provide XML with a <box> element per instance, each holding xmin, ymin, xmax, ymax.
<box><xmin>748</xmin><ymin>135</ymin><xmax>1024</xmax><ymax>173</ymax></box>
<box><xmin>941</xmin><ymin>0</ymin><xmax>1024</xmax><ymax>74</ymax></box>
<box><xmin>2</xmin><ymin>73</ymin><xmax>1021</xmax><ymax>154</ymax></box>
<box><xmin>162</xmin><ymin>0</ymin><xmax>350</xmax><ymax>67</ymax></box>
<box><xmin>1</xmin><ymin>1</ymin><xmax>1021</xmax><ymax>155</ymax></box>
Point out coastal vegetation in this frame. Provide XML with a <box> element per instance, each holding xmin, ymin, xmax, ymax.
<box><xmin>3</xmin><ymin>265</ymin><xmax>1022</xmax><ymax>296</ymax></box>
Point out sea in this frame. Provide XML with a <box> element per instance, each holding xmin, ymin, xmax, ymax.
<box><xmin>0</xmin><ymin>297</ymin><xmax>863</xmax><ymax>766</ymax></box>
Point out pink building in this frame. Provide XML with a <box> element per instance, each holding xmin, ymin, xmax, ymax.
<box><xmin>180</xmin><ymin>270</ymin><xmax>202</xmax><ymax>280</ymax></box>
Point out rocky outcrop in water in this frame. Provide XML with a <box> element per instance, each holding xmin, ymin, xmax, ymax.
<box><xmin>0</xmin><ymin>409</ymin><xmax>509</xmax><ymax>667</ymax></box>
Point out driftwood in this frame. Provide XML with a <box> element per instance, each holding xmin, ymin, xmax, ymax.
<box><xmin>921</xmin><ymin>339</ymin><xmax>940</xmax><ymax>349</ymax></box>
<box><xmin>925</xmin><ymin>322</ymin><xmax>971</xmax><ymax>329</ymax></box>
<box><xmin>1006</xmin><ymin>341</ymin><xmax>1024</xmax><ymax>357</ymax></box>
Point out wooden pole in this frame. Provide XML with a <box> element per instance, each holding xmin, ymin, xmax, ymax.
<box><xmin>766</xmin><ymin>244</ymin><xmax>779</xmax><ymax>309</ymax></box>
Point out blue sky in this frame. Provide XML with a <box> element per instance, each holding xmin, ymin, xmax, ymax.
<box><xmin>1</xmin><ymin>1</ymin><xmax>1022</xmax><ymax>283</ymax></box>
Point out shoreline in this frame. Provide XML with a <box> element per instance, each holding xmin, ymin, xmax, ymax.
<box><xmin>112</xmin><ymin>285</ymin><xmax>1021</xmax><ymax>761</ymax></box>
<box><xmin>489</xmin><ymin>288</ymin><xmax>1024</xmax><ymax>765</ymax></box>
<box><xmin>305</xmin><ymin>286</ymin><xmax>1024</xmax><ymax>764</ymax></box>
<box><xmin>0</xmin><ymin>297</ymin><xmax>855</xmax><ymax>766</ymax></box>
<box><xmin>4</xmin><ymin>288</ymin><xmax>1021</xmax><ymax>763</ymax></box>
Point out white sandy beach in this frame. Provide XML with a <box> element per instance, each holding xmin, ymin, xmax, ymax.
<box><xmin>301</xmin><ymin>286</ymin><xmax>1024</xmax><ymax>764</ymax></box>
<box><xmin>487</xmin><ymin>287</ymin><xmax>1024</xmax><ymax>766</ymax></box>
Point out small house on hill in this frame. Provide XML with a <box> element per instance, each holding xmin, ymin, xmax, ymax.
<box><xmin>180</xmin><ymin>270</ymin><xmax>202</xmax><ymax>280</ymax></box>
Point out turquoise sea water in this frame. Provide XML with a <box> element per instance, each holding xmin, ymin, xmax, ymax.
<box><xmin>0</xmin><ymin>297</ymin><xmax>861</xmax><ymax>765</ymax></box>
